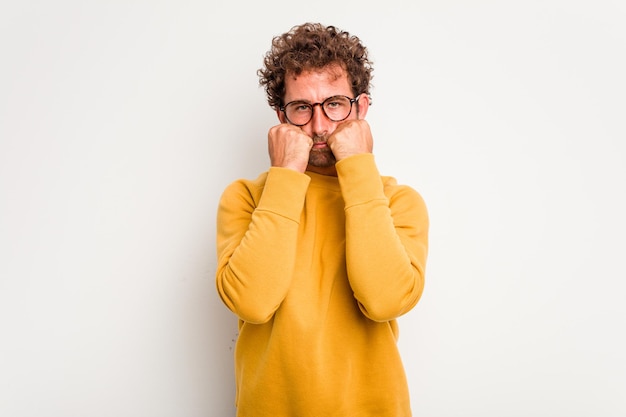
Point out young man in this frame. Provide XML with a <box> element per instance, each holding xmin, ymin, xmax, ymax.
<box><xmin>216</xmin><ymin>22</ymin><xmax>429</xmax><ymax>416</ymax></box>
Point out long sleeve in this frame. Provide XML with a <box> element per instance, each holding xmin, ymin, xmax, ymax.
<box><xmin>215</xmin><ymin>167</ymin><xmax>311</xmax><ymax>324</ymax></box>
<box><xmin>337</xmin><ymin>153</ymin><xmax>429</xmax><ymax>322</ymax></box>
<box><xmin>218</xmin><ymin>158</ymin><xmax>423</xmax><ymax>416</ymax></box>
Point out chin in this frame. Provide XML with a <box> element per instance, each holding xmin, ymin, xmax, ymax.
<box><xmin>309</xmin><ymin>149</ymin><xmax>336</xmax><ymax>168</ymax></box>
<box><xmin>309</xmin><ymin>156</ymin><xmax>336</xmax><ymax>168</ymax></box>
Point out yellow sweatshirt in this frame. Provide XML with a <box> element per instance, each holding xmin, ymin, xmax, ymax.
<box><xmin>216</xmin><ymin>153</ymin><xmax>428</xmax><ymax>417</ymax></box>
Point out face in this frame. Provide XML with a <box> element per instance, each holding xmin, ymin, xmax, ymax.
<box><xmin>277</xmin><ymin>65</ymin><xmax>369</xmax><ymax>172</ymax></box>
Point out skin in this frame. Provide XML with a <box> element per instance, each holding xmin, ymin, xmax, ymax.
<box><xmin>268</xmin><ymin>64</ymin><xmax>372</xmax><ymax>177</ymax></box>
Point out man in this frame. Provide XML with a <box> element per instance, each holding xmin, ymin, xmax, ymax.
<box><xmin>216</xmin><ymin>22</ymin><xmax>429</xmax><ymax>416</ymax></box>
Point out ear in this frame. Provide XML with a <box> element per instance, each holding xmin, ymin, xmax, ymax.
<box><xmin>356</xmin><ymin>94</ymin><xmax>370</xmax><ymax>119</ymax></box>
<box><xmin>276</xmin><ymin>108</ymin><xmax>287</xmax><ymax>123</ymax></box>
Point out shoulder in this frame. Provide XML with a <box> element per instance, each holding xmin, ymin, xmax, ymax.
<box><xmin>219</xmin><ymin>171</ymin><xmax>269</xmax><ymax>207</ymax></box>
<box><xmin>381</xmin><ymin>175</ymin><xmax>428</xmax><ymax>214</ymax></box>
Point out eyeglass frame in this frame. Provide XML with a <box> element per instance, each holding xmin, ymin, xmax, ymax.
<box><xmin>279</xmin><ymin>94</ymin><xmax>362</xmax><ymax>127</ymax></box>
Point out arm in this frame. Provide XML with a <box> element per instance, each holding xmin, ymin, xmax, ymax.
<box><xmin>215</xmin><ymin>168</ymin><xmax>310</xmax><ymax>324</ymax></box>
<box><xmin>337</xmin><ymin>153</ymin><xmax>429</xmax><ymax>322</ymax></box>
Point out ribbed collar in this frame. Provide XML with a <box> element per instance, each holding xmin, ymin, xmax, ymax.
<box><xmin>305</xmin><ymin>170</ymin><xmax>340</xmax><ymax>191</ymax></box>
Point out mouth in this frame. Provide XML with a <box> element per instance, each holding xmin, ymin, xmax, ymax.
<box><xmin>312</xmin><ymin>142</ymin><xmax>328</xmax><ymax>149</ymax></box>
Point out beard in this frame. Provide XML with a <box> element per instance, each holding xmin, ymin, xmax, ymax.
<box><xmin>308</xmin><ymin>135</ymin><xmax>336</xmax><ymax>168</ymax></box>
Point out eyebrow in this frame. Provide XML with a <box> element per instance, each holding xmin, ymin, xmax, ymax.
<box><xmin>285</xmin><ymin>95</ymin><xmax>347</xmax><ymax>104</ymax></box>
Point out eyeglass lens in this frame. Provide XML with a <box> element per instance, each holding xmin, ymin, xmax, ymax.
<box><xmin>284</xmin><ymin>96</ymin><xmax>354</xmax><ymax>126</ymax></box>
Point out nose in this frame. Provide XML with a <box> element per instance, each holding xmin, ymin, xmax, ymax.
<box><xmin>309</xmin><ymin>104</ymin><xmax>329</xmax><ymax>136</ymax></box>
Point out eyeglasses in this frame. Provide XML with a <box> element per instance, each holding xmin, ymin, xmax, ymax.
<box><xmin>280</xmin><ymin>95</ymin><xmax>360</xmax><ymax>126</ymax></box>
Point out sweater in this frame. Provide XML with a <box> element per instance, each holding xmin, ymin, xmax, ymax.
<box><xmin>216</xmin><ymin>153</ymin><xmax>429</xmax><ymax>417</ymax></box>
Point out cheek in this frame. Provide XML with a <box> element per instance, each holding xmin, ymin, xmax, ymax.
<box><xmin>299</xmin><ymin>125</ymin><xmax>314</xmax><ymax>138</ymax></box>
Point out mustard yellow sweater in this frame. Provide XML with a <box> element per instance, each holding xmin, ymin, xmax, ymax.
<box><xmin>216</xmin><ymin>154</ymin><xmax>428</xmax><ymax>417</ymax></box>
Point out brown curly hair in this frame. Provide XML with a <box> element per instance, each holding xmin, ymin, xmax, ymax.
<box><xmin>258</xmin><ymin>23</ymin><xmax>374</xmax><ymax>110</ymax></box>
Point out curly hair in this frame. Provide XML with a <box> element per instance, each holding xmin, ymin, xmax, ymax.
<box><xmin>258</xmin><ymin>23</ymin><xmax>374</xmax><ymax>110</ymax></box>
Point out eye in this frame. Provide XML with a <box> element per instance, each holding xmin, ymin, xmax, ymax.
<box><xmin>324</xmin><ymin>96</ymin><xmax>349</xmax><ymax>109</ymax></box>
<box><xmin>288</xmin><ymin>102</ymin><xmax>311</xmax><ymax>113</ymax></box>
<box><xmin>295</xmin><ymin>104</ymin><xmax>310</xmax><ymax>112</ymax></box>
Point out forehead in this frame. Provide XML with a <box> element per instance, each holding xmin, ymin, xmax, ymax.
<box><xmin>284</xmin><ymin>65</ymin><xmax>352</xmax><ymax>102</ymax></box>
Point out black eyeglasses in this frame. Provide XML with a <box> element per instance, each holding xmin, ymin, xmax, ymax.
<box><xmin>280</xmin><ymin>95</ymin><xmax>360</xmax><ymax>126</ymax></box>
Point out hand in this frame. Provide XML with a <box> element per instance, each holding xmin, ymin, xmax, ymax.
<box><xmin>268</xmin><ymin>123</ymin><xmax>313</xmax><ymax>173</ymax></box>
<box><xmin>327</xmin><ymin>119</ymin><xmax>373</xmax><ymax>162</ymax></box>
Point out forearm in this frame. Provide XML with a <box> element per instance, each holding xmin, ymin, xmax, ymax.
<box><xmin>337</xmin><ymin>154</ymin><xmax>429</xmax><ymax>322</ymax></box>
<box><xmin>216</xmin><ymin>168</ymin><xmax>310</xmax><ymax>323</ymax></box>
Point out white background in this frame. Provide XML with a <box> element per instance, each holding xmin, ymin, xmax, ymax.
<box><xmin>1</xmin><ymin>1</ymin><xmax>625</xmax><ymax>416</ymax></box>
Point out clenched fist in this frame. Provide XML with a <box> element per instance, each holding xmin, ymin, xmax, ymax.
<box><xmin>268</xmin><ymin>123</ymin><xmax>313</xmax><ymax>173</ymax></box>
<box><xmin>327</xmin><ymin>119</ymin><xmax>373</xmax><ymax>162</ymax></box>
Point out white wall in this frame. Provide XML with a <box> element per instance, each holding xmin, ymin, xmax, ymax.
<box><xmin>1</xmin><ymin>1</ymin><xmax>624</xmax><ymax>416</ymax></box>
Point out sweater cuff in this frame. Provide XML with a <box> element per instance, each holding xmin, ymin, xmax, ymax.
<box><xmin>335</xmin><ymin>153</ymin><xmax>386</xmax><ymax>208</ymax></box>
<box><xmin>257</xmin><ymin>167</ymin><xmax>311</xmax><ymax>222</ymax></box>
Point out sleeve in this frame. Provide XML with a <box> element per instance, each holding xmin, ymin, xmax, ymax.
<box><xmin>215</xmin><ymin>168</ymin><xmax>311</xmax><ymax>324</ymax></box>
<box><xmin>336</xmin><ymin>153</ymin><xmax>429</xmax><ymax>322</ymax></box>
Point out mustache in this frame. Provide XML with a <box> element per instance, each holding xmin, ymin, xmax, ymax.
<box><xmin>312</xmin><ymin>135</ymin><xmax>328</xmax><ymax>144</ymax></box>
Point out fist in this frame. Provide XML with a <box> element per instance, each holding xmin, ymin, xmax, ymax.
<box><xmin>268</xmin><ymin>124</ymin><xmax>313</xmax><ymax>173</ymax></box>
<box><xmin>327</xmin><ymin>119</ymin><xmax>373</xmax><ymax>161</ymax></box>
